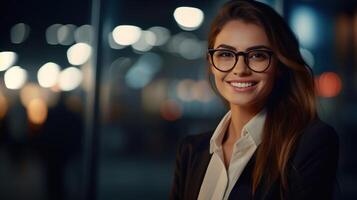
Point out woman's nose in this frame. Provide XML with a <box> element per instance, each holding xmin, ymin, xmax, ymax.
<box><xmin>231</xmin><ymin>55</ymin><xmax>250</xmax><ymax>75</ymax></box>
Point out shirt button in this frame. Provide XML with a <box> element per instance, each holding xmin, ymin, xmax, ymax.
<box><xmin>243</xmin><ymin>130</ymin><xmax>248</xmax><ymax>136</ymax></box>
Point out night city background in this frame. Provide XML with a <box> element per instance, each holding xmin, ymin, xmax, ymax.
<box><xmin>0</xmin><ymin>0</ymin><xmax>356</xmax><ymax>199</ymax></box>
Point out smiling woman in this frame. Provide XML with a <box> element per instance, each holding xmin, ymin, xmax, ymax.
<box><xmin>170</xmin><ymin>0</ymin><xmax>339</xmax><ymax>200</ymax></box>
<box><xmin>208</xmin><ymin>20</ymin><xmax>277</xmax><ymax>109</ymax></box>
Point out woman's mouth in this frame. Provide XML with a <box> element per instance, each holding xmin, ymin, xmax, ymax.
<box><xmin>230</xmin><ymin>81</ymin><xmax>258</xmax><ymax>88</ymax></box>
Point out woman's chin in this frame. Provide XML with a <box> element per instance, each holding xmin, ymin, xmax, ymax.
<box><xmin>228</xmin><ymin>99</ymin><xmax>257</xmax><ymax>108</ymax></box>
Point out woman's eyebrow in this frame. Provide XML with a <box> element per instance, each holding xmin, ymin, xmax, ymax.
<box><xmin>246</xmin><ymin>45</ymin><xmax>272</xmax><ymax>51</ymax></box>
<box><xmin>215</xmin><ymin>44</ymin><xmax>271</xmax><ymax>51</ymax></box>
<box><xmin>216</xmin><ymin>44</ymin><xmax>236</xmax><ymax>50</ymax></box>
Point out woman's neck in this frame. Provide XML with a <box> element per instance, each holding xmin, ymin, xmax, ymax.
<box><xmin>226</xmin><ymin>105</ymin><xmax>262</xmax><ymax>143</ymax></box>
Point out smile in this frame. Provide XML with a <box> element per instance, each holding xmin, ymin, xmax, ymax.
<box><xmin>229</xmin><ymin>81</ymin><xmax>258</xmax><ymax>88</ymax></box>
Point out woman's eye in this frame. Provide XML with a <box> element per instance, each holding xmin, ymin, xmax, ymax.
<box><xmin>249</xmin><ymin>51</ymin><xmax>268</xmax><ymax>60</ymax></box>
<box><xmin>217</xmin><ymin>51</ymin><xmax>234</xmax><ymax>58</ymax></box>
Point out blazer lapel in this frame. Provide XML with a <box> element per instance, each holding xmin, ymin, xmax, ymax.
<box><xmin>228</xmin><ymin>152</ymin><xmax>256</xmax><ymax>200</ymax></box>
<box><xmin>188</xmin><ymin>146</ymin><xmax>212</xmax><ymax>200</ymax></box>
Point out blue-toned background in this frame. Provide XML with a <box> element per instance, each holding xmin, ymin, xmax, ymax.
<box><xmin>0</xmin><ymin>0</ymin><xmax>355</xmax><ymax>199</ymax></box>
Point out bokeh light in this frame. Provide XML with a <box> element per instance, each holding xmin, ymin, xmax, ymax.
<box><xmin>4</xmin><ymin>66</ymin><xmax>27</xmax><ymax>90</ymax></box>
<box><xmin>316</xmin><ymin>72</ymin><xmax>342</xmax><ymax>98</ymax></box>
<box><xmin>177</xmin><ymin>79</ymin><xmax>214</xmax><ymax>102</ymax></box>
<box><xmin>125</xmin><ymin>53</ymin><xmax>162</xmax><ymax>89</ymax></box>
<box><xmin>112</xmin><ymin>25</ymin><xmax>142</xmax><ymax>46</ymax></box>
<box><xmin>177</xmin><ymin>79</ymin><xmax>196</xmax><ymax>102</ymax></box>
<box><xmin>0</xmin><ymin>93</ymin><xmax>8</xmax><ymax>119</ymax></box>
<box><xmin>132</xmin><ymin>30</ymin><xmax>156</xmax><ymax>52</ymax></box>
<box><xmin>191</xmin><ymin>80</ymin><xmax>214</xmax><ymax>102</ymax></box>
<box><xmin>27</xmin><ymin>98</ymin><xmax>48</xmax><ymax>125</ymax></box>
<box><xmin>74</xmin><ymin>24</ymin><xmax>94</xmax><ymax>44</ymax></box>
<box><xmin>46</xmin><ymin>24</ymin><xmax>62</xmax><ymax>45</ymax></box>
<box><xmin>160</xmin><ymin>99</ymin><xmax>182</xmax><ymax>121</ymax></box>
<box><xmin>290</xmin><ymin>6</ymin><xmax>318</xmax><ymax>48</ymax></box>
<box><xmin>178</xmin><ymin>38</ymin><xmax>205</xmax><ymax>60</ymax></box>
<box><xmin>143</xmin><ymin>30</ymin><xmax>157</xmax><ymax>46</ymax></box>
<box><xmin>173</xmin><ymin>7</ymin><xmax>204</xmax><ymax>31</ymax></box>
<box><xmin>67</xmin><ymin>43</ymin><xmax>92</xmax><ymax>65</ymax></box>
<box><xmin>10</xmin><ymin>23</ymin><xmax>30</xmax><ymax>44</ymax></box>
<box><xmin>142</xmin><ymin>79</ymin><xmax>168</xmax><ymax>113</ymax></box>
<box><xmin>37</xmin><ymin>62</ymin><xmax>61</xmax><ymax>88</ymax></box>
<box><xmin>20</xmin><ymin>83</ymin><xmax>60</xmax><ymax>108</ymax></box>
<box><xmin>58</xmin><ymin>24</ymin><xmax>77</xmax><ymax>45</ymax></box>
<box><xmin>0</xmin><ymin>51</ymin><xmax>17</xmax><ymax>71</ymax></box>
<box><xmin>58</xmin><ymin>67</ymin><xmax>83</xmax><ymax>91</ymax></box>
<box><xmin>108</xmin><ymin>32</ymin><xmax>126</xmax><ymax>49</ymax></box>
<box><xmin>165</xmin><ymin>32</ymin><xmax>205</xmax><ymax>59</ymax></box>
<box><xmin>148</xmin><ymin>26</ymin><xmax>170</xmax><ymax>46</ymax></box>
<box><xmin>20</xmin><ymin>83</ymin><xmax>42</xmax><ymax>107</ymax></box>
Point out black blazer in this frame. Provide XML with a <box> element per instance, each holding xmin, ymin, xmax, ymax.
<box><xmin>169</xmin><ymin>119</ymin><xmax>339</xmax><ymax>200</ymax></box>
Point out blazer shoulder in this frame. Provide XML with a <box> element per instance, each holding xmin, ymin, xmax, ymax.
<box><xmin>179</xmin><ymin>131</ymin><xmax>213</xmax><ymax>152</ymax></box>
<box><xmin>300</xmin><ymin>119</ymin><xmax>339</xmax><ymax>147</ymax></box>
<box><xmin>292</xmin><ymin>119</ymin><xmax>339</xmax><ymax>167</ymax></box>
<box><xmin>285</xmin><ymin>120</ymin><xmax>339</xmax><ymax>200</ymax></box>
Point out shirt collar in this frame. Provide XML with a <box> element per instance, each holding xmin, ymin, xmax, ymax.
<box><xmin>209</xmin><ymin>109</ymin><xmax>267</xmax><ymax>154</ymax></box>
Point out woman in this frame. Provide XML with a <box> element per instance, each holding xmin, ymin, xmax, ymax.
<box><xmin>169</xmin><ymin>0</ymin><xmax>339</xmax><ymax>200</ymax></box>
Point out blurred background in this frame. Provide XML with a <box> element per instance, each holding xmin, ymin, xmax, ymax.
<box><xmin>0</xmin><ymin>0</ymin><xmax>356</xmax><ymax>199</ymax></box>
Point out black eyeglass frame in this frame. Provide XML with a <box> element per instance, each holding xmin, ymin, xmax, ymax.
<box><xmin>207</xmin><ymin>48</ymin><xmax>274</xmax><ymax>73</ymax></box>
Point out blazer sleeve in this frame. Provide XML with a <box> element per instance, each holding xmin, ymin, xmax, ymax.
<box><xmin>287</xmin><ymin>121</ymin><xmax>339</xmax><ymax>200</ymax></box>
<box><xmin>169</xmin><ymin>137</ymin><xmax>190</xmax><ymax>200</ymax></box>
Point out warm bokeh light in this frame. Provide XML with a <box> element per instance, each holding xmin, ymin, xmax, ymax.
<box><xmin>57</xmin><ymin>24</ymin><xmax>76</xmax><ymax>45</ymax></box>
<box><xmin>108</xmin><ymin>32</ymin><xmax>126</xmax><ymax>49</ymax></box>
<box><xmin>335</xmin><ymin>14</ymin><xmax>351</xmax><ymax>60</ymax></box>
<box><xmin>112</xmin><ymin>25</ymin><xmax>142</xmax><ymax>46</ymax></box>
<box><xmin>142</xmin><ymin>79</ymin><xmax>168</xmax><ymax>113</ymax></box>
<box><xmin>160</xmin><ymin>99</ymin><xmax>182</xmax><ymax>121</ymax></box>
<box><xmin>192</xmin><ymin>80</ymin><xmax>214</xmax><ymax>102</ymax></box>
<box><xmin>177</xmin><ymin>79</ymin><xmax>214</xmax><ymax>102</ymax></box>
<box><xmin>10</xmin><ymin>23</ymin><xmax>30</xmax><ymax>44</ymax></box>
<box><xmin>0</xmin><ymin>93</ymin><xmax>8</xmax><ymax>119</ymax></box>
<box><xmin>177</xmin><ymin>79</ymin><xmax>195</xmax><ymax>102</ymax></box>
<box><xmin>58</xmin><ymin>67</ymin><xmax>83</xmax><ymax>91</ymax></box>
<box><xmin>37</xmin><ymin>62</ymin><xmax>61</xmax><ymax>88</ymax></box>
<box><xmin>21</xmin><ymin>83</ymin><xmax>60</xmax><ymax>108</ymax></box>
<box><xmin>148</xmin><ymin>26</ymin><xmax>170</xmax><ymax>46</ymax></box>
<box><xmin>46</xmin><ymin>24</ymin><xmax>62</xmax><ymax>45</ymax></box>
<box><xmin>4</xmin><ymin>66</ymin><xmax>27</xmax><ymax>90</ymax></box>
<box><xmin>0</xmin><ymin>51</ymin><xmax>17</xmax><ymax>71</ymax></box>
<box><xmin>20</xmin><ymin>83</ymin><xmax>42</xmax><ymax>107</ymax></box>
<box><xmin>27</xmin><ymin>98</ymin><xmax>48</xmax><ymax>125</ymax></box>
<box><xmin>173</xmin><ymin>7</ymin><xmax>204</xmax><ymax>31</ymax></box>
<box><xmin>67</xmin><ymin>43</ymin><xmax>92</xmax><ymax>65</ymax></box>
<box><xmin>316</xmin><ymin>72</ymin><xmax>342</xmax><ymax>98</ymax></box>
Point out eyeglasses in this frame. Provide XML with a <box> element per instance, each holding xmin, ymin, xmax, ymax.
<box><xmin>208</xmin><ymin>48</ymin><xmax>274</xmax><ymax>73</ymax></box>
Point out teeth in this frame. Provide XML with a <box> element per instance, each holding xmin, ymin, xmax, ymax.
<box><xmin>230</xmin><ymin>82</ymin><xmax>255</xmax><ymax>88</ymax></box>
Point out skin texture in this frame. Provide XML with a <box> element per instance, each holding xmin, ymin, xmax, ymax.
<box><xmin>210</xmin><ymin>20</ymin><xmax>278</xmax><ymax>167</ymax></box>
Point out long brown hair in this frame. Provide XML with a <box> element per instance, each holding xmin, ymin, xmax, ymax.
<box><xmin>207</xmin><ymin>0</ymin><xmax>317</xmax><ymax>198</ymax></box>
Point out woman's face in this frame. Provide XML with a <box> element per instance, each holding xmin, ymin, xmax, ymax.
<box><xmin>211</xmin><ymin>19</ymin><xmax>277</xmax><ymax>109</ymax></box>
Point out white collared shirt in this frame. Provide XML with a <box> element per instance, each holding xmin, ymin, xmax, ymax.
<box><xmin>197</xmin><ymin>109</ymin><xmax>266</xmax><ymax>200</ymax></box>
